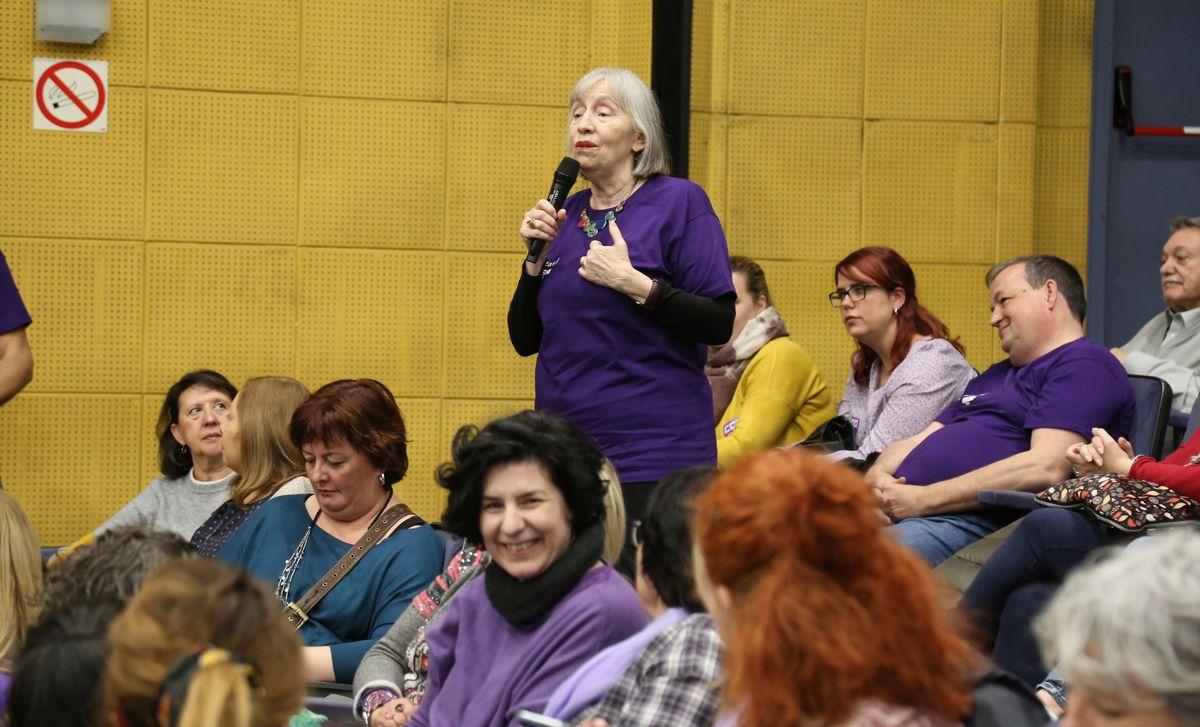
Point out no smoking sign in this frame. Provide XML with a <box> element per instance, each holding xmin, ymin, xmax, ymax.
<box><xmin>33</xmin><ymin>58</ymin><xmax>108</xmax><ymax>133</ymax></box>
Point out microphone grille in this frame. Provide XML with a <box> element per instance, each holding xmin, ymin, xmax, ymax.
<box><xmin>556</xmin><ymin>156</ymin><xmax>581</xmax><ymax>182</ymax></box>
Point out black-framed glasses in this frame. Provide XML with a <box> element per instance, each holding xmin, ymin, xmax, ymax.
<box><xmin>827</xmin><ymin>283</ymin><xmax>876</xmax><ymax>307</ymax></box>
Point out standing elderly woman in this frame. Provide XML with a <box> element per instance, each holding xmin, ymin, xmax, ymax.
<box><xmin>828</xmin><ymin>247</ymin><xmax>974</xmax><ymax>463</ymax></box>
<box><xmin>1036</xmin><ymin>531</ymin><xmax>1200</xmax><ymax>727</ymax></box>
<box><xmin>709</xmin><ymin>256</ymin><xmax>834</xmax><ymax>467</ymax></box>
<box><xmin>217</xmin><ymin>379</ymin><xmax>443</xmax><ymax>685</ymax></box>
<box><xmin>508</xmin><ymin>67</ymin><xmax>734</xmax><ymax>569</ymax></box>
<box><xmin>191</xmin><ymin>376</ymin><xmax>312</xmax><ymax>556</ymax></box>
<box><xmin>366</xmin><ymin>411</ymin><xmax>646</xmax><ymax>727</ymax></box>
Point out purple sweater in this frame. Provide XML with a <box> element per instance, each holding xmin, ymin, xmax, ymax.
<box><xmin>409</xmin><ymin>566</ymin><xmax>648</xmax><ymax>727</ymax></box>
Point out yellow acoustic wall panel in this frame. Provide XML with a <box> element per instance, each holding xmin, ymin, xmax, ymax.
<box><xmin>688</xmin><ymin>112</ymin><xmax>728</xmax><ymax>221</ymax></box>
<box><xmin>0</xmin><ymin>395</ymin><xmax>142</xmax><ymax>544</ymax></box>
<box><xmin>147</xmin><ymin>91</ymin><xmax>298</xmax><ymax>245</ymax></box>
<box><xmin>442</xmin><ymin>399</ymin><xmax>535</xmax><ymax>459</ymax></box>
<box><xmin>140</xmin><ymin>394</ymin><xmax>163</xmax><ymax>486</ymax></box>
<box><xmin>302</xmin><ymin>0</ymin><xmax>448</xmax><ymax>101</ymax></box>
<box><xmin>591</xmin><ymin>0</ymin><xmax>653</xmax><ymax>80</ymax></box>
<box><xmin>756</xmin><ymin>260</ymin><xmax>854</xmax><ymax>397</ymax></box>
<box><xmin>448</xmin><ymin>2</ymin><xmax>590</xmax><ymax>106</ymax></box>
<box><xmin>911</xmin><ymin>264</ymin><xmax>996</xmax><ymax>374</ymax></box>
<box><xmin>143</xmin><ymin>243</ymin><xmax>297</xmax><ymax>393</ymax></box>
<box><xmin>1034</xmin><ymin>127</ymin><xmax>1090</xmax><ymax>270</ymax></box>
<box><xmin>301</xmin><ymin>98</ymin><xmax>445</xmax><ymax>248</ymax></box>
<box><xmin>148</xmin><ymin>0</ymin><xmax>300</xmax><ymax>93</ymax></box>
<box><xmin>1000</xmin><ymin>0</ymin><xmax>1039</xmax><ymax>123</ymax></box>
<box><xmin>0</xmin><ymin>0</ymin><xmax>147</xmax><ymax>84</ymax></box>
<box><xmin>729</xmin><ymin>0</ymin><xmax>864</xmax><ymax>118</ymax></box>
<box><xmin>0</xmin><ymin>82</ymin><xmax>144</xmax><ymax>240</ymax></box>
<box><xmin>443</xmin><ymin>253</ymin><xmax>536</xmax><ymax>400</ymax></box>
<box><xmin>863</xmin><ymin>121</ymin><xmax>998</xmax><ymax>265</ymax></box>
<box><xmin>998</xmin><ymin>123</ymin><xmax>1036</xmax><ymax>260</ymax></box>
<box><xmin>393</xmin><ymin>398</ymin><xmax>443</xmax><ymax>521</ymax></box>
<box><xmin>447</xmin><ymin>105</ymin><xmax>568</xmax><ymax>253</ymax></box>
<box><xmin>689</xmin><ymin>0</ymin><xmax>728</xmax><ymax>115</ymax></box>
<box><xmin>5</xmin><ymin>240</ymin><xmax>142</xmax><ymax>393</ymax></box>
<box><xmin>864</xmin><ymin>0</ymin><xmax>1001</xmax><ymax>122</ymax></box>
<box><xmin>296</xmin><ymin>248</ymin><xmax>444</xmax><ymax>398</ymax></box>
<box><xmin>1037</xmin><ymin>0</ymin><xmax>1094</xmax><ymax>128</ymax></box>
<box><xmin>726</xmin><ymin>116</ymin><xmax>861</xmax><ymax>261</ymax></box>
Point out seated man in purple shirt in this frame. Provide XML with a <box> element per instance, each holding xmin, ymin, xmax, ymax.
<box><xmin>865</xmin><ymin>255</ymin><xmax>1135</xmax><ymax>566</ymax></box>
<box><xmin>0</xmin><ymin>251</ymin><xmax>33</xmax><ymax>406</ymax></box>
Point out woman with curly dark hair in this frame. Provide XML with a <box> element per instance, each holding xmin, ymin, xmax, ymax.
<box><xmin>695</xmin><ymin>449</ymin><xmax>977</xmax><ymax>726</ymax></box>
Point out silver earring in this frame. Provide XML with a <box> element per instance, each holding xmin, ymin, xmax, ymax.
<box><xmin>378</xmin><ymin>473</ymin><xmax>387</xmax><ymax>487</ymax></box>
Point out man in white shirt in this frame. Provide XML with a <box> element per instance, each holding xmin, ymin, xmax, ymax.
<box><xmin>1111</xmin><ymin>216</ymin><xmax>1200</xmax><ymax>412</ymax></box>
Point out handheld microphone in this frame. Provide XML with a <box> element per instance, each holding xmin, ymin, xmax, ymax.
<box><xmin>525</xmin><ymin>156</ymin><xmax>581</xmax><ymax>264</ymax></box>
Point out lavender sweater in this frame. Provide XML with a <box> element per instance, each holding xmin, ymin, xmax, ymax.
<box><xmin>408</xmin><ymin>566</ymin><xmax>647</xmax><ymax>727</ymax></box>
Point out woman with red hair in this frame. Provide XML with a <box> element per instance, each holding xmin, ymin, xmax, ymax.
<box><xmin>828</xmin><ymin>247</ymin><xmax>974</xmax><ymax>464</ymax></box>
<box><xmin>694</xmin><ymin>449</ymin><xmax>976</xmax><ymax>726</ymax></box>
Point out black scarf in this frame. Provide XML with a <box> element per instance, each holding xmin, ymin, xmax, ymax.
<box><xmin>484</xmin><ymin>521</ymin><xmax>605</xmax><ymax>628</ymax></box>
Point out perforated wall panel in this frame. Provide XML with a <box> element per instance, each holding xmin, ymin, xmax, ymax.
<box><xmin>590</xmin><ymin>0</ymin><xmax>652</xmax><ymax>80</ymax></box>
<box><xmin>147</xmin><ymin>91</ymin><xmax>298</xmax><ymax>245</ymax></box>
<box><xmin>5</xmin><ymin>240</ymin><xmax>142</xmax><ymax>393</ymax></box>
<box><xmin>296</xmin><ymin>248</ymin><xmax>443</xmax><ymax>398</ymax></box>
<box><xmin>0</xmin><ymin>0</ymin><xmax>146</xmax><ymax>84</ymax></box>
<box><xmin>726</xmin><ymin>116</ymin><xmax>860</xmax><ymax>261</ymax></box>
<box><xmin>148</xmin><ymin>0</ymin><xmax>299</xmax><ymax>93</ymax></box>
<box><xmin>865</xmin><ymin>0</ymin><xmax>1001</xmax><ymax>122</ymax></box>
<box><xmin>863</xmin><ymin>121</ymin><xmax>997</xmax><ymax>264</ymax></box>
<box><xmin>911</xmin><ymin>264</ymin><xmax>997</xmax><ymax>374</ymax></box>
<box><xmin>302</xmin><ymin>0</ymin><xmax>447</xmax><ymax>100</ymax></box>
<box><xmin>689</xmin><ymin>0</ymin><xmax>725</xmax><ymax>114</ymax></box>
<box><xmin>144</xmin><ymin>243</ymin><xmax>297</xmax><ymax>393</ymax></box>
<box><xmin>730</xmin><ymin>0</ymin><xmax>864</xmax><ymax>117</ymax></box>
<box><xmin>0</xmin><ymin>394</ymin><xmax>142</xmax><ymax>544</ymax></box>
<box><xmin>998</xmin><ymin>123</ymin><xmax>1036</xmax><ymax>260</ymax></box>
<box><xmin>1034</xmin><ymin>128</ymin><xmax>1090</xmax><ymax>269</ymax></box>
<box><xmin>0</xmin><ymin>82</ymin><xmax>144</xmax><ymax>240</ymax></box>
<box><xmin>447</xmin><ymin>105</ymin><xmax>566</xmax><ymax>253</ymax></box>
<box><xmin>443</xmin><ymin>254</ymin><xmax>536</xmax><ymax>400</ymax></box>
<box><xmin>1001</xmin><ymin>0</ymin><xmax>1039</xmax><ymax>123</ymax></box>
<box><xmin>301</xmin><ymin>98</ymin><xmax>445</xmax><ymax>248</ymax></box>
<box><xmin>393</xmin><ymin>398</ymin><xmax>443</xmax><ymax>522</ymax></box>
<box><xmin>755</xmin><ymin>260</ymin><xmax>854</xmax><ymax>401</ymax></box>
<box><xmin>1036</xmin><ymin>0</ymin><xmax>1094</xmax><ymax>127</ymax></box>
<box><xmin>441</xmin><ymin>399</ymin><xmax>534</xmax><ymax>461</ymax></box>
<box><xmin>688</xmin><ymin>112</ymin><xmax>728</xmax><ymax>222</ymax></box>
<box><xmin>448</xmin><ymin>1</ymin><xmax>589</xmax><ymax>105</ymax></box>
<box><xmin>140</xmin><ymin>393</ymin><xmax>162</xmax><ymax>485</ymax></box>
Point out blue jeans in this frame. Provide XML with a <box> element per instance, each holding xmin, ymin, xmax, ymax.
<box><xmin>888</xmin><ymin>508</ymin><xmax>1020</xmax><ymax>566</ymax></box>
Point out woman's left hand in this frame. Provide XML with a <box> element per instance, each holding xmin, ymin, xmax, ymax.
<box><xmin>1088</xmin><ymin>427</ymin><xmax>1135</xmax><ymax>477</ymax></box>
<box><xmin>578</xmin><ymin>219</ymin><xmax>653</xmax><ymax>302</ymax></box>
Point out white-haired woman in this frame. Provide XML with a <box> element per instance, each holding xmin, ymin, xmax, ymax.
<box><xmin>1036</xmin><ymin>531</ymin><xmax>1200</xmax><ymax>726</ymax></box>
<box><xmin>508</xmin><ymin>67</ymin><xmax>734</xmax><ymax>574</ymax></box>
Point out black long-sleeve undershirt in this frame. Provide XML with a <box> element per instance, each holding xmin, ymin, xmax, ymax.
<box><xmin>507</xmin><ymin>267</ymin><xmax>735</xmax><ymax>356</ymax></box>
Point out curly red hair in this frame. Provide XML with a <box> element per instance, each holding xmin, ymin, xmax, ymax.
<box><xmin>695</xmin><ymin>449</ymin><xmax>977</xmax><ymax>725</ymax></box>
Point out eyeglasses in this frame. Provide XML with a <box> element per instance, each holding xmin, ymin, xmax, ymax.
<box><xmin>828</xmin><ymin>283</ymin><xmax>876</xmax><ymax>307</ymax></box>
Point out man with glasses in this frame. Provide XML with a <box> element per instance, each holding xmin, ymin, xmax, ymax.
<box><xmin>864</xmin><ymin>256</ymin><xmax>1135</xmax><ymax>566</ymax></box>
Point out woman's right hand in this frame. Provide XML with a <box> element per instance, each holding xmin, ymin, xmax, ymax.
<box><xmin>369</xmin><ymin>697</ymin><xmax>416</xmax><ymax>727</ymax></box>
<box><xmin>1065</xmin><ymin>441</ymin><xmax>1104</xmax><ymax>478</ymax></box>
<box><xmin>520</xmin><ymin>199</ymin><xmax>567</xmax><ymax>276</ymax></box>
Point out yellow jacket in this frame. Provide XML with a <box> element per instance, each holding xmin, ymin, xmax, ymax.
<box><xmin>715</xmin><ymin>337</ymin><xmax>836</xmax><ymax>468</ymax></box>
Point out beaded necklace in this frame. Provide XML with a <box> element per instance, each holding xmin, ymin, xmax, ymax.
<box><xmin>275</xmin><ymin>490</ymin><xmax>392</xmax><ymax>606</ymax></box>
<box><xmin>578</xmin><ymin>199</ymin><xmax>625</xmax><ymax>238</ymax></box>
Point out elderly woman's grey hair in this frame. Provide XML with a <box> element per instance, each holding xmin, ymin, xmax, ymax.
<box><xmin>1035</xmin><ymin>530</ymin><xmax>1200</xmax><ymax>723</ymax></box>
<box><xmin>567</xmin><ymin>67</ymin><xmax>671</xmax><ymax>178</ymax></box>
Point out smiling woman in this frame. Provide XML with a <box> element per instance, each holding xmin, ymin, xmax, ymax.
<box><xmin>215</xmin><ymin>379</ymin><xmax>443</xmax><ymax>684</ymax></box>
<box><xmin>382</xmin><ymin>411</ymin><xmax>646</xmax><ymax>727</ymax></box>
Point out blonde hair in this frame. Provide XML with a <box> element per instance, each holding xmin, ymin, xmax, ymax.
<box><xmin>105</xmin><ymin>559</ymin><xmax>303</xmax><ymax>727</ymax></box>
<box><xmin>0</xmin><ymin>491</ymin><xmax>41</xmax><ymax>665</ymax></box>
<box><xmin>229</xmin><ymin>377</ymin><xmax>309</xmax><ymax>507</ymax></box>
<box><xmin>599</xmin><ymin>458</ymin><xmax>626</xmax><ymax>565</ymax></box>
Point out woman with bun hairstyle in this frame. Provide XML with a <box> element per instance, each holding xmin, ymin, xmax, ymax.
<box><xmin>694</xmin><ymin>449</ymin><xmax>976</xmax><ymax>726</ymax></box>
<box><xmin>829</xmin><ymin>247</ymin><xmax>974</xmax><ymax>463</ymax></box>
<box><xmin>104</xmin><ymin>559</ymin><xmax>304</xmax><ymax>727</ymax></box>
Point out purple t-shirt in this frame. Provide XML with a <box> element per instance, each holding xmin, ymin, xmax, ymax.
<box><xmin>409</xmin><ymin>566</ymin><xmax>648</xmax><ymax>727</ymax></box>
<box><xmin>534</xmin><ymin>175</ymin><xmax>733</xmax><ymax>483</ymax></box>
<box><xmin>0</xmin><ymin>252</ymin><xmax>31</xmax><ymax>334</ymax></box>
<box><xmin>895</xmin><ymin>337</ymin><xmax>1134</xmax><ymax>485</ymax></box>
